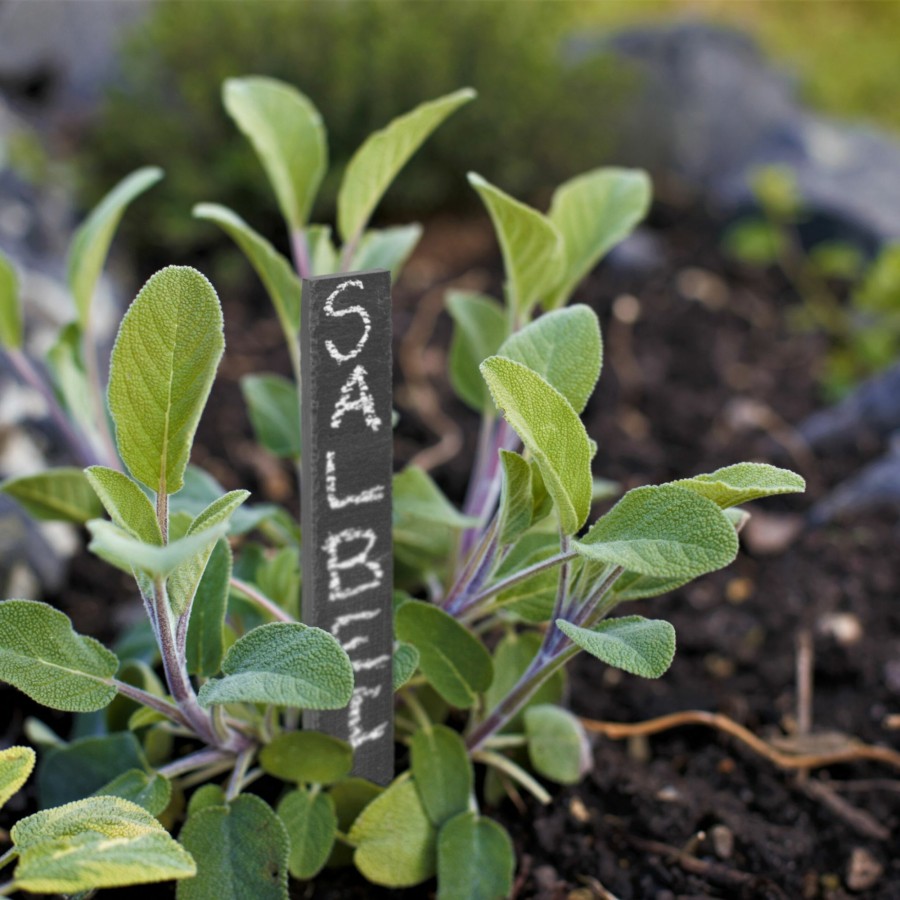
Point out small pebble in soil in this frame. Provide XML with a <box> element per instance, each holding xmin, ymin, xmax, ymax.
<box><xmin>611</xmin><ymin>293</ymin><xmax>641</xmax><ymax>324</ymax></box>
<box><xmin>725</xmin><ymin>576</ymin><xmax>755</xmax><ymax>604</ymax></box>
<box><xmin>818</xmin><ymin>612</ymin><xmax>863</xmax><ymax>646</ymax></box>
<box><xmin>845</xmin><ymin>847</ymin><xmax>883</xmax><ymax>893</ymax></box>
<box><xmin>568</xmin><ymin>796</ymin><xmax>591</xmax><ymax>824</ymax></box>
<box><xmin>676</xmin><ymin>266</ymin><xmax>730</xmax><ymax>310</ymax></box>
<box><xmin>655</xmin><ymin>785</ymin><xmax>681</xmax><ymax>803</ymax></box>
<box><xmin>709</xmin><ymin>823</ymin><xmax>735</xmax><ymax>860</ymax></box>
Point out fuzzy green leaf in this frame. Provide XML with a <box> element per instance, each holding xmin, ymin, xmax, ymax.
<box><xmin>437</xmin><ymin>812</ymin><xmax>515</xmax><ymax>900</ymax></box>
<box><xmin>338</xmin><ymin>88</ymin><xmax>475</xmax><ymax>243</ymax></box>
<box><xmin>197</xmin><ymin>623</ymin><xmax>353</xmax><ymax>710</ymax></box>
<box><xmin>350</xmin><ymin>778</ymin><xmax>436</xmax><ymax>887</ymax></box>
<box><xmin>557</xmin><ymin>615</ymin><xmax>676</xmax><ymax>678</ymax></box>
<box><xmin>240</xmin><ymin>374</ymin><xmax>301</xmax><ymax>459</ymax></box>
<box><xmin>306</xmin><ymin>225</ymin><xmax>338</xmax><ymax>275</ymax></box>
<box><xmin>108</xmin><ymin>266</ymin><xmax>224</xmax><ymax>495</ymax></box>
<box><xmin>0</xmin><ymin>248</ymin><xmax>22</xmax><ymax>348</ymax></box>
<box><xmin>177</xmin><ymin>793</ymin><xmax>289</xmax><ymax>900</ymax></box>
<box><xmin>186</xmin><ymin>538</ymin><xmax>231</xmax><ymax>677</ymax></box>
<box><xmin>326</xmin><ymin>778</ymin><xmax>382</xmax><ymax>868</ymax></box>
<box><xmin>468</xmin><ymin>173</ymin><xmax>564</xmax><ymax>316</ymax></box>
<box><xmin>496</xmin><ymin>450</ymin><xmax>533</xmax><ymax>546</ymax></box>
<box><xmin>497</xmin><ymin>305</ymin><xmax>602</xmax><ymax>413</ymax></box>
<box><xmin>574</xmin><ymin>484</ymin><xmax>739</xmax><ymax>579</ymax></box>
<box><xmin>68</xmin><ymin>167</ymin><xmax>163</xmax><ymax>329</ymax></box>
<box><xmin>277</xmin><ymin>788</ymin><xmax>337</xmax><ymax>880</ymax></box>
<box><xmin>546</xmin><ymin>167</ymin><xmax>651</xmax><ymax>309</ymax></box>
<box><xmin>393</xmin><ymin>641</ymin><xmax>419</xmax><ymax>691</ymax></box>
<box><xmin>260</xmin><ymin>732</ymin><xmax>353</xmax><ymax>786</ymax></box>
<box><xmin>1</xmin><ymin>467</ymin><xmax>104</xmax><ymax>523</ymax></box>
<box><xmin>194</xmin><ymin>203</ymin><xmax>302</xmax><ymax>336</ymax></box>
<box><xmin>446</xmin><ymin>291</ymin><xmax>508</xmax><ymax>411</ymax></box>
<box><xmin>395</xmin><ymin>600</ymin><xmax>493</xmax><ymax>709</ymax></box>
<box><xmin>524</xmin><ymin>704</ymin><xmax>590</xmax><ymax>785</ymax></box>
<box><xmin>46</xmin><ymin>323</ymin><xmax>95</xmax><ymax>438</ymax></box>
<box><xmin>94</xmin><ymin>770</ymin><xmax>172</xmax><ymax>817</ymax></box>
<box><xmin>0</xmin><ymin>746</ymin><xmax>35</xmax><ymax>811</ymax></box>
<box><xmin>411</xmin><ymin>726</ymin><xmax>472</xmax><ymax>827</ymax></box>
<box><xmin>13</xmin><ymin>797</ymin><xmax>194</xmax><ymax>894</ymax></box>
<box><xmin>85</xmin><ymin>466</ymin><xmax>162</xmax><ymax>544</ymax></box>
<box><xmin>673</xmin><ymin>463</ymin><xmax>806</xmax><ymax>509</ymax></box>
<box><xmin>351</xmin><ymin>224</ymin><xmax>423</xmax><ymax>277</ymax></box>
<box><xmin>0</xmin><ymin>600</ymin><xmax>117</xmax><ymax>712</ymax></box>
<box><xmin>481</xmin><ymin>356</ymin><xmax>592</xmax><ymax>535</ymax></box>
<box><xmin>223</xmin><ymin>77</ymin><xmax>326</xmax><ymax>232</ymax></box>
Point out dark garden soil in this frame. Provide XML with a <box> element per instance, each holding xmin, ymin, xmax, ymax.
<box><xmin>3</xmin><ymin>199</ymin><xmax>899</xmax><ymax>899</ymax></box>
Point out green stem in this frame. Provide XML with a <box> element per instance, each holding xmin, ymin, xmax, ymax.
<box><xmin>0</xmin><ymin>880</ymin><xmax>14</xmax><ymax>896</ymax></box>
<box><xmin>402</xmin><ymin>690</ymin><xmax>433</xmax><ymax>732</ymax></box>
<box><xmin>158</xmin><ymin>748</ymin><xmax>231</xmax><ymax>779</ymax></box>
<box><xmin>229</xmin><ymin>577</ymin><xmax>296</xmax><ymax>623</ymax></box>
<box><xmin>482</xmin><ymin>734</ymin><xmax>527</xmax><ymax>750</ymax></box>
<box><xmin>471</xmin><ymin>750</ymin><xmax>550</xmax><ymax>805</ymax></box>
<box><xmin>226</xmin><ymin>747</ymin><xmax>256</xmax><ymax>801</ymax></box>
<box><xmin>0</xmin><ymin>849</ymin><xmax>17</xmax><ymax>873</ymax></box>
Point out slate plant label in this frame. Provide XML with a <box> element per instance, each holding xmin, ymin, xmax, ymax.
<box><xmin>301</xmin><ymin>269</ymin><xmax>393</xmax><ymax>784</ymax></box>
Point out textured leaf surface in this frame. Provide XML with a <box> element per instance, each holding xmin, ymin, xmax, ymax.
<box><xmin>108</xmin><ymin>266</ymin><xmax>224</xmax><ymax>494</ymax></box>
<box><xmin>241</xmin><ymin>374</ymin><xmax>301</xmax><ymax>459</ymax></box>
<box><xmin>524</xmin><ymin>704</ymin><xmax>590</xmax><ymax>785</ymax></box>
<box><xmin>497</xmin><ymin>450</ymin><xmax>533</xmax><ymax>546</ymax></box>
<box><xmin>46</xmin><ymin>323</ymin><xmax>96</xmax><ymax>437</ymax></box>
<box><xmin>395</xmin><ymin>600</ymin><xmax>492</xmax><ymax>708</ymax></box>
<box><xmin>547</xmin><ymin>167</ymin><xmax>651</xmax><ymax>308</ymax></box>
<box><xmin>575</xmin><ymin>484</ymin><xmax>738</xmax><ymax>579</ymax></box>
<box><xmin>197</xmin><ymin>623</ymin><xmax>353</xmax><ymax>709</ymax></box>
<box><xmin>481</xmin><ymin>356</ymin><xmax>591</xmax><ymax>534</ymax></box>
<box><xmin>497</xmin><ymin>305</ymin><xmax>602</xmax><ymax>413</ymax></box>
<box><xmin>338</xmin><ymin>88</ymin><xmax>475</xmax><ymax>242</ymax></box>
<box><xmin>277</xmin><ymin>788</ymin><xmax>336</xmax><ymax>880</ymax></box>
<box><xmin>0</xmin><ymin>746</ymin><xmax>35</xmax><ymax>811</ymax></box>
<box><xmin>436</xmin><ymin>812</ymin><xmax>514</xmax><ymax>900</ymax></box>
<box><xmin>68</xmin><ymin>167</ymin><xmax>163</xmax><ymax>328</ymax></box>
<box><xmin>223</xmin><ymin>77</ymin><xmax>325</xmax><ymax>232</ymax></box>
<box><xmin>0</xmin><ymin>248</ymin><xmax>22</xmax><ymax>348</ymax></box>
<box><xmin>0</xmin><ymin>600</ymin><xmax>117</xmax><ymax>712</ymax></box>
<box><xmin>351</xmin><ymin>224</ymin><xmax>423</xmax><ymax>277</ymax></box>
<box><xmin>350</xmin><ymin>778</ymin><xmax>436</xmax><ymax>887</ymax></box>
<box><xmin>468</xmin><ymin>173</ymin><xmax>564</xmax><ymax>315</ymax></box>
<box><xmin>93</xmin><ymin>769</ymin><xmax>172</xmax><ymax>816</ymax></box>
<box><xmin>557</xmin><ymin>615</ymin><xmax>676</xmax><ymax>678</ymax></box>
<box><xmin>177</xmin><ymin>793</ymin><xmax>289</xmax><ymax>900</ymax></box>
<box><xmin>411</xmin><ymin>726</ymin><xmax>472</xmax><ymax>827</ymax></box>
<box><xmin>326</xmin><ymin>778</ymin><xmax>383</xmax><ymax>868</ymax></box>
<box><xmin>85</xmin><ymin>466</ymin><xmax>162</xmax><ymax>544</ymax></box>
<box><xmin>446</xmin><ymin>291</ymin><xmax>508</xmax><ymax>411</ymax></box>
<box><xmin>393</xmin><ymin>641</ymin><xmax>419</xmax><ymax>691</ymax></box>
<box><xmin>260</xmin><ymin>732</ymin><xmax>352</xmax><ymax>786</ymax></box>
<box><xmin>186</xmin><ymin>538</ymin><xmax>231</xmax><ymax>677</ymax></box>
<box><xmin>673</xmin><ymin>463</ymin><xmax>805</xmax><ymax>509</ymax></box>
<box><xmin>1</xmin><ymin>467</ymin><xmax>104</xmax><ymax>523</ymax></box>
<box><xmin>194</xmin><ymin>203</ymin><xmax>302</xmax><ymax>335</ymax></box>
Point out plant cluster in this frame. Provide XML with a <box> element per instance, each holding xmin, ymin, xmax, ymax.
<box><xmin>0</xmin><ymin>78</ymin><xmax>803</xmax><ymax>898</ymax></box>
<box><xmin>723</xmin><ymin>164</ymin><xmax>900</xmax><ymax>399</ymax></box>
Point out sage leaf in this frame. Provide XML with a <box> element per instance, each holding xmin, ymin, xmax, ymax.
<box><xmin>46</xmin><ymin>323</ymin><xmax>96</xmax><ymax>438</ymax></box>
<box><xmin>277</xmin><ymin>788</ymin><xmax>337</xmax><ymax>880</ymax></box>
<box><xmin>197</xmin><ymin>622</ymin><xmax>353</xmax><ymax>710</ymax></box>
<box><xmin>410</xmin><ymin>725</ymin><xmax>472</xmax><ymax>827</ymax></box>
<box><xmin>223</xmin><ymin>76</ymin><xmax>326</xmax><ymax>233</ymax></box>
<box><xmin>497</xmin><ymin>305</ymin><xmax>602</xmax><ymax>413</ymax></box>
<box><xmin>85</xmin><ymin>466</ymin><xmax>162</xmax><ymax>544</ymax></box>
<box><xmin>351</xmin><ymin>224</ymin><xmax>423</xmax><ymax>277</ymax></box>
<box><xmin>306</xmin><ymin>224</ymin><xmax>338</xmax><ymax>275</ymax></box>
<box><xmin>497</xmin><ymin>450</ymin><xmax>533</xmax><ymax>546</ymax></box>
<box><xmin>194</xmin><ymin>203</ymin><xmax>302</xmax><ymax>335</ymax></box>
<box><xmin>673</xmin><ymin>462</ymin><xmax>806</xmax><ymax>508</ymax></box>
<box><xmin>0</xmin><ymin>746</ymin><xmax>35</xmax><ymax>811</ymax></box>
<box><xmin>436</xmin><ymin>812</ymin><xmax>515</xmax><ymax>900</ymax></box>
<box><xmin>557</xmin><ymin>615</ymin><xmax>676</xmax><ymax>678</ymax></box>
<box><xmin>13</xmin><ymin>797</ymin><xmax>195</xmax><ymax>894</ymax></box>
<box><xmin>186</xmin><ymin>538</ymin><xmax>231</xmax><ymax>677</ymax></box>
<box><xmin>1</xmin><ymin>467</ymin><xmax>104</xmax><ymax>523</ymax></box>
<box><xmin>177</xmin><ymin>793</ymin><xmax>289</xmax><ymax>900</ymax></box>
<box><xmin>186</xmin><ymin>784</ymin><xmax>226</xmax><ymax>817</ymax></box>
<box><xmin>240</xmin><ymin>374</ymin><xmax>301</xmax><ymax>459</ymax></box>
<box><xmin>260</xmin><ymin>732</ymin><xmax>353</xmax><ymax>786</ymax></box>
<box><xmin>68</xmin><ymin>167</ymin><xmax>163</xmax><ymax>329</ymax></box>
<box><xmin>395</xmin><ymin>600</ymin><xmax>492</xmax><ymax>709</ymax></box>
<box><xmin>573</xmin><ymin>484</ymin><xmax>739</xmax><ymax>579</ymax></box>
<box><xmin>349</xmin><ymin>778</ymin><xmax>437</xmax><ymax>887</ymax></box>
<box><xmin>0</xmin><ymin>248</ymin><xmax>22</xmax><ymax>348</ymax></box>
<box><xmin>546</xmin><ymin>167</ymin><xmax>651</xmax><ymax>309</ymax></box>
<box><xmin>393</xmin><ymin>641</ymin><xmax>419</xmax><ymax>691</ymax></box>
<box><xmin>327</xmin><ymin>777</ymin><xmax>383</xmax><ymax>868</ymax></box>
<box><xmin>446</xmin><ymin>290</ymin><xmax>508</xmax><ymax>411</ymax></box>
<box><xmin>481</xmin><ymin>356</ymin><xmax>592</xmax><ymax>535</ymax></box>
<box><xmin>0</xmin><ymin>600</ymin><xmax>117</xmax><ymax>712</ymax></box>
<box><xmin>611</xmin><ymin>570</ymin><xmax>694</xmax><ymax>603</ymax></box>
<box><xmin>338</xmin><ymin>88</ymin><xmax>475</xmax><ymax>243</ymax></box>
<box><xmin>93</xmin><ymin>769</ymin><xmax>172</xmax><ymax>817</ymax></box>
<box><xmin>108</xmin><ymin>266</ymin><xmax>224</xmax><ymax>495</ymax></box>
<box><xmin>468</xmin><ymin>173</ymin><xmax>564</xmax><ymax>316</ymax></box>
<box><xmin>524</xmin><ymin>704</ymin><xmax>591</xmax><ymax>785</ymax></box>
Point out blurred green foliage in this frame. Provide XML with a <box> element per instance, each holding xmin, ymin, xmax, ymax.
<box><xmin>78</xmin><ymin>0</ymin><xmax>632</xmax><ymax>265</ymax></box>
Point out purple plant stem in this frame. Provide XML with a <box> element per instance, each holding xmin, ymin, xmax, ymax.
<box><xmin>158</xmin><ymin>747</ymin><xmax>232</xmax><ymax>779</ymax></box>
<box><xmin>291</xmin><ymin>229</ymin><xmax>312</xmax><ymax>279</ymax></box>
<box><xmin>230</xmin><ymin>576</ymin><xmax>296</xmax><ymax>623</ymax></box>
<box><xmin>112</xmin><ymin>679</ymin><xmax>191</xmax><ymax>729</ymax></box>
<box><xmin>443</xmin><ymin>517</ymin><xmax>500</xmax><ymax>616</ymax></box>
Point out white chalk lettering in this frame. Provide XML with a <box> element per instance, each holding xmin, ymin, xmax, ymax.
<box><xmin>324</xmin><ymin>279</ymin><xmax>370</xmax><ymax>363</ymax></box>
<box><xmin>348</xmin><ymin>685</ymin><xmax>389</xmax><ymax>749</ymax></box>
<box><xmin>331</xmin><ymin>609</ymin><xmax>381</xmax><ymax>636</ymax></box>
<box><xmin>331</xmin><ymin>364</ymin><xmax>382</xmax><ymax>432</ymax></box>
<box><xmin>325</xmin><ymin>450</ymin><xmax>385</xmax><ymax>509</ymax></box>
<box><xmin>323</xmin><ymin>527</ymin><xmax>383</xmax><ymax>601</ymax></box>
